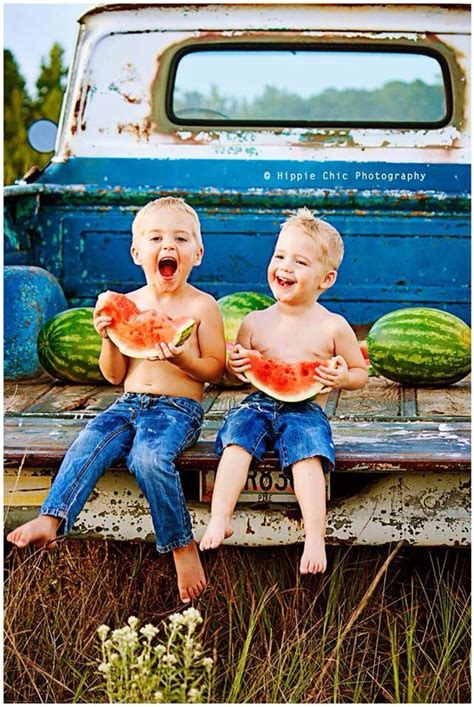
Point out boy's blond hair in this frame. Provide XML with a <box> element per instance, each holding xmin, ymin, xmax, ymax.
<box><xmin>132</xmin><ymin>197</ymin><xmax>202</xmax><ymax>247</ymax></box>
<box><xmin>281</xmin><ymin>207</ymin><xmax>344</xmax><ymax>270</ymax></box>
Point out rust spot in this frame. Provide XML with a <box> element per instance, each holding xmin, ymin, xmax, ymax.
<box><xmin>122</xmin><ymin>93</ymin><xmax>142</xmax><ymax>105</ymax></box>
<box><xmin>116</xmin><ymin>118</ymin><xmax>152</xmax><ymax>141</ymax></box>
<box><xmin>71</xmin><ymin>94</ymin><xmax>81</xmax><ymax>135</ymax></box>
<box><xmin>80</xmin><ymin>84</ymin><xmax>91</xmax><ymax>132</ymax></box>
<box><xmin>71</xmin><ymin>83</ymin><xmax>91</xmax><ymax>134</ymax></box>
<box><xmin>284</xmin><ymin>507</ymin><xmax>302</xmax><ymax>522</ymax></box>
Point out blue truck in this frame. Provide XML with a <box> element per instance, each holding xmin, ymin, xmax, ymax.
<box><xmin>4</xmin><ymin>3</ymin><xmax>470</xmax><ymax>547</ymax></box>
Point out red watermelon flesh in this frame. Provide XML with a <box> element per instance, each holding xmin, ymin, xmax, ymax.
<box><xmin>359</xmin><ymin>340</ymin><xmax>369</xmax><ymax>364</ymax></box>
<box><xmin>243</xmin><ymin>351</ymin><xmax>333</xmax><ymax>402</ymax></box>
<box><xmin>96</xmin><ymin>291</ymin><xmax>196</xmax><ymax>359</ymax></box>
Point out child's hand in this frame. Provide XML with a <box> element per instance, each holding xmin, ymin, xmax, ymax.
<box><xmin>314</xmin><ymin>355</ymin><xmax>349</xmax><ymax>393</ymax></box>
<box><xmin>147</xmin><ymin>340</ymin><xmax>189</xmax><ymax>363</ymax></box>
<box><xmin>229</xmin><ymin>344</ymin><xmax>254</xmax><ymax>382</ymax></box>
<box><xmin>93</xmin><ymin>303</ymin><xmax>112</xmax><ymax>340</ymax></box>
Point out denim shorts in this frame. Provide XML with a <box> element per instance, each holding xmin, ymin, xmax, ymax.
<box><xmin>40</xmin><ymin>393</ymin><xmax>204</xmax><ymax>553</ymax></box>
<box><xmin>216</xmin><ymin>391</ymin><xmax>335</xmax><ymax>474</ymax></box>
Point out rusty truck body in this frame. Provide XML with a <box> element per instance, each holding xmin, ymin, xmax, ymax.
<box><xmin>4</xmin><ymin>3</ymin><xmax>470</xmax><ymax>547</ymax></box>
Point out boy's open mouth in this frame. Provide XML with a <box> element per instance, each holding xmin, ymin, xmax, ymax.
<box><xmin>276</xmin><ymin>274</ymin><xmax>296</xmax><ymax>288</ymax></box>
<box><xmin>158</xmin><ymin>257</ymin><xmax>178</xmax><ymax>278</ymax></box>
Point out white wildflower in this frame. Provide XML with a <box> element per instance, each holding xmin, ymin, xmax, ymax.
<box><xmin>182</xmin><ymin>607</ymin><xmax>203</xmax><ymax>627</ymax></box>
<box><xmin>127</xmin><ymin>616</ymin><xmax>139</xmax><ymax>630</ymax></box>
<box><xmin>140</xmin><ymin>623</ymin><xmax>159</xmax><ymax>640</ymax></box>
<box><xmin>187</xmin><ymin>687</ymin><xmax>203</xmax><ymax>702</ymax></box>
<box><xmin>97</xmin><ymin>624</ymin><xmax>110</xmax><ymax>641</ymax></box>
<box><xmin>112</xmin><ymin>626</ymin><xmax>138</xmax><ymax>646</ymax></box>
<box><xmin>96</xmin><ymin>610</ymin><xmax>212</xmax><ymax>703</ymax></box>
<box><xmin>98</xmin><ymin>662</ymin><xmax>111</xmax><ymax>674</ymax></box>
<box><xmin>162</xmin><ymin>653</ymin><xmax>178</xmax><ymax>665</ymax></box>
<box><xmin>168</xmin><ymin>612</ymin><xmax>186</xmax><ymax>627</ymax></box>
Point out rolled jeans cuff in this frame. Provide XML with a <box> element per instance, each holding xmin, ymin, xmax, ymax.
<box><xmin>155</xmin><ymin>533</ymin><xmax>194</xmax><ymax>554</ymax></box>
<box><xmin>38</xmin><ymin>508</ymin><xmax>69</xmax><ymax>532</ymax></box>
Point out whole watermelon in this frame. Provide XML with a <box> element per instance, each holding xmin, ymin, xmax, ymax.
<box><xmin>217</xmin><ymin>291</ymin><xmax>274</xmax><ymax>388</ymax></box>
<box><xmin>4</xmin><ymin>266</ymin><xmax>68</xmax><ymax>380</ymax></box>
<box><xmin>38</xmin><ymin>308</ymin><xmax>106</xmax><ymax>384</ymax></box>
<box><xmin>218</xmin><ymin>291</ymin><xmax>275</xmax><ymax>342</ymax></box>
<box><xmin>367</xmin><ymin>308</ymin><xmax>471</xmax><ymax>386</ymax></box>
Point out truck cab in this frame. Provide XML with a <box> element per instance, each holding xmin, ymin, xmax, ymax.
<box><xmin>4</xmin><ymin>3</ymin><xmax>470</xmax><ymax>547</ymax></box>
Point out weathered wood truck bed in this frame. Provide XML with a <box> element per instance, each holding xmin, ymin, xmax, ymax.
<box><xmin>5</xmin><ymin>373</ymin><xmax>470</xmax><ymax>547</ymax></box>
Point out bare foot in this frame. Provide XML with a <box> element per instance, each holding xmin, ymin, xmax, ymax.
<box><xmin>300</xmin><ymin>535</ymin><xmax>327</xmax><ymax>574</ymax></box>
<box><xmin>199</xmin><ymin>515</ymin><xmax>233</xmax><ymax>551</ymax></box>
<box><xmin>6</xmin><ymin>515</ymin><xmax>61</xmax><ymax>550</ymax></box>
<box><xmin>172</xmin><ymin>540</ymin><xmax>207</xmax><ymax>603</ymax></box>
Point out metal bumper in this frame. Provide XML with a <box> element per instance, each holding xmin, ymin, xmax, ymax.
<box><xmin>4</xmin><ymin>469</ymin><xmax>470</xmax><ymax>547</ymax></box>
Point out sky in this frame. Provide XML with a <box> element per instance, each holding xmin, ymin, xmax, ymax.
<box><xmin>4</xmin><ymin>2</ymin><xmax>94</xmax><ymax>94</ymax></box>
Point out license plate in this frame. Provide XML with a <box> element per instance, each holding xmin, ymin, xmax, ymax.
<box><xmin>200</xmin><ymin>468</ymin><xmax>330</xmax><ymax>503</ymax></box>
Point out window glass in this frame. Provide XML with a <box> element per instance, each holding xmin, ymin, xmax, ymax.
<box><xmin>172</xmin><ymin>49</ymin><xmax>447</xmax><ymax>125</ymax></box>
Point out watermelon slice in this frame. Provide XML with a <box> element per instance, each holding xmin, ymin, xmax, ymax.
<box><xmin>243</xmin><ymin>352</ymin><xmax>333</xmax><ymax>403</ymax></box>
<box><xmin>96</xmin><ymin>291</ymin><xmax>196</xmax><ymax>359</ymax></box>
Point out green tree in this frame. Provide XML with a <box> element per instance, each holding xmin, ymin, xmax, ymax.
<box><xmin>4</xmin><ymin>43</ymin><xmax>68</xmax><ymax>185</ymax></box>
<box><xmin>34</xmin><ymin>42</ymin><xmax>68</xmax><ymax>121</ymax></box>
<box><xmin>4</xmin><ymin>49</ymin><xmax>34</xmax><ymax>185</ymax></box>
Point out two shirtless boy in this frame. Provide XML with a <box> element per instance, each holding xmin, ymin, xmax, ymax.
<box><xmin>7</xmin><ymin>197</ymin><xmax>367</xmax><ymax>603</ymax></box>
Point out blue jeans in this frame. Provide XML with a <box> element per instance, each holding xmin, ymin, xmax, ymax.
<box><xmin>216</xmin><ymin>391</ymin><xmax>335</xmax><ymax>475</ymax></box>
<box><xmin>40</xmin><ymin>393</ymin><xmax>204</xmax><ymax>553</ymax></box>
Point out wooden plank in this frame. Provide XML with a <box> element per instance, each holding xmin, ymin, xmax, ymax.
<box><xmin>206</xmin><ymin>386</ymin><xmax>337</xmax><ymax>418</ymax></box>
<box><xmin>4</xmin><ymin>381</ymin><xmax>55</xmax><ymax>413</ymax></box>
<box><xmin>400</xmin><ymin>387</ymin><xmax>418</xmax><ymax>417</ymax></box>
<box><xmin>417</xmin><ymin>375</ymin><xmax>471</xmax><ymax>418</ymax></box>
<box><xmin>4</xmin><ymin>415</ymin><xmax>470</xmax><ymax>473</ymax></box>
<box><xmin>201</xmin><ymin>385</ymin><xmax>222</xmax><ymax>414</ymax></box>
<box><xmin>81</xmin><ymin>386</ymin><xmax>123</xmax><ymax>412</ymax></box>
<box><xmin>335</xmin><ymin>375</ymin><xmax>400</xmax><ymax>418</ymax></box>
<box><xmin>27</xmin><ymin>385</ymin><xmax>112</xmax><ymax>414</ymax></box>
<box><xmin>322</xmin><ymin>389</ymin><xmax>340</xmax><ymax>417</ymax></box>
<box><xmin>206</xmin><ymin>387</ymin><xmax>252</xmax><ymax>417</ymax></box>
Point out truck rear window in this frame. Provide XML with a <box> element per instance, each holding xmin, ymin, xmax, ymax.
<box><xmin>170</xmin><ymin>46</ymin><xmax>449</xmax><ymax>127</ymax></box>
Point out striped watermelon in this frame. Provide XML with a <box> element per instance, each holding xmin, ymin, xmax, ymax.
<box><xmin>37</xmin><ymin>308</ymin><xmax>106</xmax><ymax>384</ymax></box>
<box><xmin>367</xmin><ymin>308</ymin><xmax>471</xmax><ymax>386</ymax></box>
<box><xmin>218</xmin><ymin>291</ymin><xmax>275</xmax><ymax>343</ymax></box>
<box><xmin>218</xmin><ymin>291</ymin><xmax>275</xmax><ymax>388</ymax></box>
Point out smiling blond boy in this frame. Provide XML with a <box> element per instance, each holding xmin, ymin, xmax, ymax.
<box><xmin>200</xmin><ymin>208</ymin><xmax>367</xmax><ymax>573</ymax></box>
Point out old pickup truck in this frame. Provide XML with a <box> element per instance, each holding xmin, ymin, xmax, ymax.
<box><xmin>4</xmin><ymin>3</ymin><xmax>470</xmax><ymax>547</ymax></box>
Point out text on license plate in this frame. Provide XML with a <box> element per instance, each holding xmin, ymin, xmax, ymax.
<box><xmin>200</xmin><ymin>469</ymin><xmax>329</xmax><ymax>503</ymax></box>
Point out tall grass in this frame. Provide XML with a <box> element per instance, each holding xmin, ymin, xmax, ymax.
<box><xmin>4</xmin><ymin>540</ymin><xmax>471</xmax><ymax>703</ymax></box>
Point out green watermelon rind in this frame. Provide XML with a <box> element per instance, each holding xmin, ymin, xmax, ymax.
<box><xmin>37</xmin><ymin>308</ymin><xmax>106</xmax><ymax>384</ymax></box>
<box><xmin>172</xmin><ymin>320</ymin><xmax>197</xmax><ymax>348</ymax></box>
<box><xmin>218</xmin><ymin>292</ymin><xmax>275</xmax><ymax>343</ymax></box>
<box><xmin>367</xmin><ymin>307</ymin><xmax>471</xmax><ymax>386</ymax></box>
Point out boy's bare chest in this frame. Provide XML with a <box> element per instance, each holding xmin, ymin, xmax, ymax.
<box><xmin>132</xmin><ymin>295</ymin><xmax>196</xmax><ymax>321</ymax></box>
<box><xmin>251</xmin><ymin>318</ymin><xmax>334</xmax><ymax>360</ymax></box>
